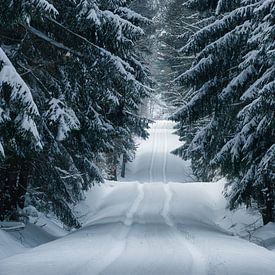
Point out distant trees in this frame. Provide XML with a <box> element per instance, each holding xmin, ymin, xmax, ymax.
<box><xmin>172</xmin><ymin>0</ymin><xmax>275</xmax><ymax>224</ymax></box>
<box><xmin>0</xmin><ymin>0</ymin><xmax>151</xmax><ymax>227</ymax></box>
<box><xmin>155</xmin><ymin>0</ymin><xmax>197</xmax><ymax>110</ymax></box>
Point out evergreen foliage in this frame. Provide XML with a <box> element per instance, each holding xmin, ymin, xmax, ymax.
<box><xmin>0</xmin><ymin>0</ymin><xmax>151</xmax><ymax>227</ymax></box>
<box><xmin>172</xmin><ymin>0</ymin><xmax>275</xmax><ymax>224</ymax></box>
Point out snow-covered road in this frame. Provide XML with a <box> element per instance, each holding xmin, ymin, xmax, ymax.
<box><xmin>1</xmin><ymin>120</ymin><xmax>275</xmax><ymax>275</ymax></box>
<box><xmin>123</xmin><ymin>120</ymin><xmax>194</xmax><ymax>183</ymax></box>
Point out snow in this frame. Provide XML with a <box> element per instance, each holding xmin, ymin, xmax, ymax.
<box><xmin>0</xmin><ymin>48</ymin><xmax>39</xmax><ymax>116</ymax></box>
<box><xmin>219</xmin><ymin>64</ymin><xmax>256</xmax><ymax>100</ymax></box>
<box><xmin>0</xmin><ymin>47</ymin><xmax>42</xmax><ymax>149</ymax></box>
<box><xmin>46</xmin><ymin>98</ymin><xmax>80</xmax><ymax>141</ymax></box>
<box><xmin>122</xmin><ymin>120</ymin><xmax>194</xmax><ymax>182</ymax></box>
<box><xmin>30</xmin><ymin>0</ymin><xmax>59</xmax><ymax>16</ymax></box>
<box><xmin>115</xmin><ymin>7</ymin><xmax>151</xmax><ymax>24</ymax></box>
<box><xmin>182</xmin><ymin>3</ymin><xmax>259</xmax><ymax>55</ymax></box>
<box><xmin>0</xmin><ymin>222</ymin><xmax>25</xmax><ymax>231</ymax></box>
<box><xmin>0</xmin><ymin>211</ymin><xmax>67</xmax><ymax>261</ymax></box>
<box><xmin>15</xmin><ymin>114</ymin><xmax>42</xmax><ymax>149</ymax></box>
<box><xmin>0</xmin><ymin>141</ymin><xmax>4</xmax><ymax>158</ymax></box>
<box><xmin>1</xmin><ymin>120</ymin><xmax>275</xmax><ymax>274</ymax></box>
<box><xmin>80</xmin><ymin>2</ymin><xmax>101</xmax><ymax>26</ymax></box>
<box><xmin>252</xmin><ymin>223</ymin><xmax>275</xmax><ymax>250</ymax></box>
<box><xmin>0</xmin><ymin>230</ymin><xmax>26</xmax><ymax>260</ymax></box>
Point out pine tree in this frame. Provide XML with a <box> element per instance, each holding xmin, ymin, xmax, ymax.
<box><xmin>172</xmin><ymin>0</ymin><xmax>258</xmax><ymax>178</ymax></box>
<box><xmin>0</xmin><ymin>0</ymin><xmax>151</xmax><ymax>226</ymax></box>
<box><xmin>185</xmin><ymin>0</ymin><xmax>219</xmax><ymax>12</ymax></box>
<box><xmin>212</xmin><ymin>0</ymin><xmax>275</xmax><ymax>224</ymax></box>
<box><xmin>0</xmin><ymin>47</ymin><xmax>42</xmax><ymax>220</ymax></box>
<box><xmin>172</xmin><ymin>0</ymin><xmax>275</xmax><ymax>224</ymax></box>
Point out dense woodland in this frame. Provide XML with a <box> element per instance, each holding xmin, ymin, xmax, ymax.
<box><xmin>0</xmin><ymin>0</ymin><xmax>274</xmax><ymax>229</ymax></box>
<box><xmin>0</xmin><ymin>0</ymin><xmax>152</xmax><ymax>227</ymax></box>
<box><xmin>172</xmin><ymin>0</ymin><xmax>275</xmax><ymax>224</ymax></box>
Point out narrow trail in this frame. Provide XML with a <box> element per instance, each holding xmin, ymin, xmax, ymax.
<box><xmin>123</xmin><ymin>119</ymin><xmax>194</xmax><ymax>183</ymax></box>
<box><xmin>1</xmin><ymin>120</ymin><xmax>275</xmax><ymax>275</ymax></box>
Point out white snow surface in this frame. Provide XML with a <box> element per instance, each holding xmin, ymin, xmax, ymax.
<box><xmin>1</xmin><ymin>120</ymin><xmax>275</xmax><ymax>274</ymax></box>
<box><xmin>0</xmin><ymin>212</ymin><xmax>67</xmax><ymax>261</ymax></box>
<box><xmin>122</xmin><ymin>120</ymin><xmax>194</xmax><ymax>183</ymax></box>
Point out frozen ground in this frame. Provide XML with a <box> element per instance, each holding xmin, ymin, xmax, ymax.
<box><xmin>122</xmin><ymin>120</ymin><xmax>194</xmax><ymax>183</ymax></box>
<box><xmin>1</xmin><ymin>120</ymin><xmax>275</xmax><ymax>275</ymax></box>
<box><xmin>0</xmin><ymin>211</ymin><xmax>67</xmax><ymax>260</ymax></box>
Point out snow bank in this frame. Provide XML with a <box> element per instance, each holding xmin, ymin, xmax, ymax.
<box><xmin>0</xmin><ymin>230</ymin><xmax>26</xmax><ymax>260</ymax></box>
<box><xmin>251</xmin><ymin>223</ymin><xmax>275</xmax><ymax>250</ymax></box>
<box><xmin>0</xmin><ymin>210</ymin><xmax>67</xmax><ymax>261</ymax></box>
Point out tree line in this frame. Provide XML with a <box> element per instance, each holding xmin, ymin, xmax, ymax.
<box><xmin>172</xmin><ymin>0</ymin><xmax>275</xmax><ymax>224</ymax></box>
<box><xmin>0</xmin><ymin>0</ymin><xmax>151</xmax><ymax>227</ymax></box>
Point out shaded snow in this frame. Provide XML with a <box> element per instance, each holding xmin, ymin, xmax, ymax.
<box><xmin>0</xmin><ymin>211</ymin><xmax>67</xmax><ymax>261</ymax></box>
<box><xmin>1</xmin><ymin>120</ymin><xmax>275</xmax><ymax>274</ymax></box>
<box><xmin>0</xmin><ymin>230</ymin><xmax>26</xmax><ymax>260</ymax></box>
<box><xmin>251</xmin><ymin>223</ymin><xmax>275</xmax><ymax>251</ymax></box>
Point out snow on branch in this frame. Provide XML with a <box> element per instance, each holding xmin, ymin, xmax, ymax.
<box><xmin>46</xmin><ymin>98</ymin><xmax>80</xmax><ymax>141</ymax></box>
<box><xmin>181</xmin><ymin>3</ymin><xmax>258</xmax><ymax>54</ymax></box>
<box><xmin>0</xmin><ymin>141</ymin><xmax>4</xmax><ymax>158</ymax></box>
<box><xmin>114</xmin><ymin>7</ymin><xmax>152</xmax><ymax>25</ymax></box>
<box><xmin>0</xmin><ymin>47</ymin><xmax>42</xmax><ymax>149</ymax></box>
<box><xmin>30</xmin><ymin>0</ymin><xmax>59</xmax><ymax>16</ymax></box>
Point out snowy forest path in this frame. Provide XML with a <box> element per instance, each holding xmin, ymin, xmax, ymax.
<box><xmin>1</xmin><ymin>121</ymin><xmax>275</xmax><ymax>275</ymax></box>
<box><xmin>149</xmin><ymin>120</ymin><xmax>168</xmax><ymax>183</ymax></box>
<box><xmin>99</xmin><ymin>183</ymin><xmax>205</xmax><ymax>275</ymax></box>
<box><xmin>123</xmin><ymin>120</ymin><xmax>194</xmax><ymax>183</ymax></box>
<box><xmin>161</xmin><ymin>184</ymin><xmax>207</xmax><ymax>275</ymax></box>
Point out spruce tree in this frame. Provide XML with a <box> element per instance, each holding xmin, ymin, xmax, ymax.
<box><xmin>0</xmin><ymin>47</ymin><xmax>42</xmax><ymax>220</ymax></box>
<box><xmin>0</xmin><ymin>0</ymin><xmax>151</xmax><ymax>227</ymax></box>
<box><xmin>172</xmin><ymin>0</ymin><xmax>275</xmax><ymax>224</ymax></box>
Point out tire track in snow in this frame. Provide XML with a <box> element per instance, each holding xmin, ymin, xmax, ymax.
<box><xmin>124</xmin><ymin>183</ymin><xmax>144</xmax><ymax>226</ymax></box>
<box><xmin>161</xmin><ymin>184</ymin><xmax>174</xmax><ymax>227</ymax></box>
<box><xmin>162</xmin><ymin>121</ymin><xmax>168</xmax><ymax>183</ymax></box>
<box><xmin>149</xmin><ymin>123</ymin><xmax>158</xmax><ymax>183</ymax></box>
<box><xmin>161</xmin><ymin>183</ymin><xmax>207</xmax><ymax>275</ymax></box>
<box><xmin>99</xmin><ymin>183</ymin><xmax>144</xmax><ymax>275</ymax></box>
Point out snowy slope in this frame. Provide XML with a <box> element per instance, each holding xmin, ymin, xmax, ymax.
<box><xmin>1</xmin><ymin>120</ymin><xmax>275</xmax><ymax>275</ymax></box>
<box><xmin>0</xmin><ymin>211</ymin><xmax>67</xmax><ymax>261</ymax></box>
<box><xmin>0</xmin><ymin>230</ymin><xmax>26</xmax><ymax>260</ymax></box>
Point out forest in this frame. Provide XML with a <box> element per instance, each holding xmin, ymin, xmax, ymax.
<box><xmin>0</xmin><ymin>0</ymin><xmax>275</xmax><ymax>274</ymax></box>
<box><xmin>0</xmin><ymin>0</ymin><xmax>152</xmax><ymax>227</ymax></box>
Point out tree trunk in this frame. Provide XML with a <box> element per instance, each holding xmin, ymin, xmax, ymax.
<box><xmin>262</xmin><ymin>179</ymin><xmax>274</xmax><ymax>225</ymax></box>
<box><xmin>121</xmin><ymin>154</ymin><xmax>127</xmax><ymax>178</ymax></box>
<box><xmin>262</xmin><ymin>200</ymin><xmax>274</xmax><ymax>225</ymax></box>
<box><xmin>17</xmin><ymin>160</ymin><xmax>30</xmax><ymax>209</ymax></box>
<box><xmin>6</xmin><ymin>158</ymin><xmax>20</xmax><ymax>220</ymax></box>
<box><xmin>110</xmin><ymin>155</ymin><xmax>118</xmax><ymax>181</ymax></box>
<box><xmin>0</xmin><ymin>157</ymin><xmax>30</xmax><ymax>221</ymax></box>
